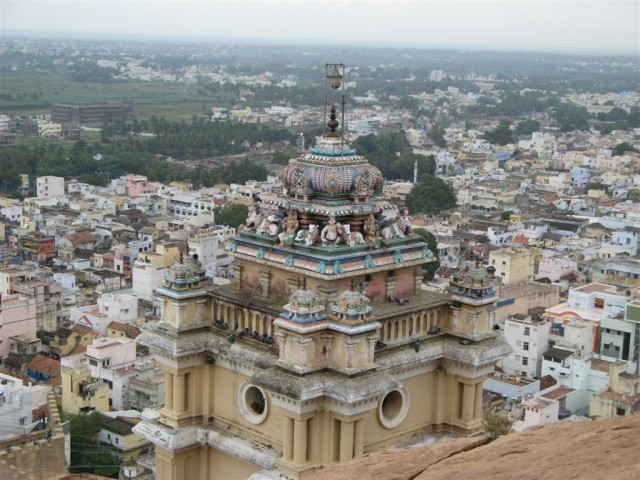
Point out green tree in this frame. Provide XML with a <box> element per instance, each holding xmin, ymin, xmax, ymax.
<box><xmin>214</xmin><ymin>203</ymin><xmax>249</xmax><ymax>229</ymax></box>
<box><xmin>69</xmin><ymin>412</ymin><xmax>121</xmax><ymax>478</ymax></box>
<box><xmin>272</xmin><ymin>150</ymin><xmax>296</xmax><ymax>165</ymax></box>
<box><xmin>483</xmin><ymin>123</ymin><xmax>514</xmax><ymax>145</ymax></box>
<box><xmin>514</xmin><ymin>119</ymin><xmax>540</xmax><ymax>136</ymax></box>
<box><xmin>613</xmin><ymin>142</ymin><xmax>640</xmax><ymax>156</ymax></box>
<box><xmin>406</xmin><ymin>175</ymin><xmax>457</xmax><ymax>216</ymax></box>
<box><xmin>414</xmin><ymin>228</ymin><xmax>440</xmax><ymax>281</ymax></box>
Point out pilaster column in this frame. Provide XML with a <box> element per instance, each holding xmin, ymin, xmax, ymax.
<box><xmin>164</xmin><ymin>371</ymin><xmax>173</xmax><ymax>410</ymax></box>
<box><xmin>461</xmin><ymin>381</ymin><xmax>475</xmax><ymax>422</ymax></box>
<box><xmin>344</xmin><ymin>338</ymin><xmax>359</xmax><ymax>369</ymax></box>
<box><xmin>195</xmin><ymin>299</ymin><xmax>207</xmax><ymax>323</ymax></box>
<box><xmin>232</xmin><ymin>263</ymin><xmax>243</xmax><ymax>290</ymax></box>
<box><xmin>275</xmin><ymin>330</ymin><xmax>287</xmax><ymax>362</ymax></box>
<box><xmin>488</xmin><ymin>305</ymin><xmax>496</xmax><ymax>331</ymax></box>
<box><xmin>260</xmin><ymin>270</ymin><xmax>271</xmax><ymax>297</ymax></box>
<box><xmin>451</xmin><ymin>306</ymin><xmax>461</xmax><ymax>331</ymax></box>
<box><xmin>474</xmin><ymin>382</ymin><xmax>484</xmax><ymax>420</ymax></box>
<box><xmin>294</xmin><ymin>337</ymin><xmax>312</xmax><ymax>369</ymax></box>
<box><xmin>339</xmin><ymin>420</ymin><xmax>354</xmax><ymax>462</ymax></box>
<box><xmin>353</xmin><ymin>419</ymin><xmax>365</xmax><ymax>457</ymax></box>
<box><xmin>434</xmin><ymin>368</ymin><xmax>446</xmax><ymax>424</ymax></box>
<box><xmin>283</xmin><ymin>417</ymin><xmax>294</xmax><ymax>461</ymax></box>
<box><xmin>293</xmin><ymin>419</ymin><xmax>308</xmax><ymax>464</ymax></box>
<box><xmin>386</xmin><ymin>276</ymin><xmax>397</xmax><ymax>301</ymax></box>
<box><xmin>470</xmin><ymin>310</ymin><xmax>480</xmax><ymax>336</ymax></box>
<box><xmin>173</xmin><ymin>301</ymin><xmax>185</xmax><ymax>326</ymax></box>
<box><xmin>367</xmin><ymin>334</ymin><xmax>378</xmax><ymax>364</ymax></box>
<box><xmin>173</xmin><ymin>374</ymin><xmax>185</xmax><ymax>414</ymax></box>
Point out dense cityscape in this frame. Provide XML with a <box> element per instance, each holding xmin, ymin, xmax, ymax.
<box><xmin>0</xmin><ymin>19</ymin><xmax>639</xmax><ymax>480</ymax></box>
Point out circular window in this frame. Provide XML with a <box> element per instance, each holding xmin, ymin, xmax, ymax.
<box><xmin>378</xmin><ymin>388</ymin><xmax>409</xmax><ymax>429</ymax></box>
<box><xmin>238</xmin><ymin>382</ymin><xmax>268</xmax><ymax>425</ymax></box>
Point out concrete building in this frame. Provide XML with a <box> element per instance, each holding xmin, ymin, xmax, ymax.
<box><xmin>36</xmin><ymin>176</ymin><xmax>65</xmax><ymax>198</ymax></box>
<box><xmin>98</xmin><ymin>414</ymin><xmax>150</xmax><ymax>460</ymax></box>
<box><xmin>61</xmin><ymin>367</ymin><xmax>110</xmax><ymax>414</ymax></box>
<box><xmin>590</xmin><ymin>361</ymin><xmax>640</xmax><ymax>418</ymax></box>
<box><xmin>503</xmin><ymin>312</ymin><xmax>551</xmax><ymax>379</ymax></box>
<box><xmin>134</xmin><ymin>106</ymin><xmax>511</xmax><ymax>479</ymax></box>
<box><xmin>544</xmin><ymin>283</ymin><xmax>629</xmax><ymax>356</ymax></box>
<box><xmin>86</xmin><ymin>337</ymin><xmax>137</xmax><ymax>410</ymax></box>
<box><xmin>51</xmin><ymin>102</ymin><xmax>132</xmax><ymax>126</ymax></box>
<box><xmin>0</xmin><ymin>372</ymin><xmax>49</xmax><ymax>439</ymax></box>
<box><xmin>488</xmin><ymin>247</ymin><xmax>535</xmax><ymax>285</ymax></box>
<box><xmin>0</xmin><ymin>294</ymin><xmax>37</xmax><ymax>360</ymax></box>
<box><xmin>129</xmin><ymin>359</ymin><xmax>165</xmax><ymax>411</ymax></box>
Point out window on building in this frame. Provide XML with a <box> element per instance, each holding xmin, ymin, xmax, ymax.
<box><xmin>19</xmin><ymin>417</ymin><xmax>26</xmax><ymax>426</ymax></box>
<box><xmin>522</xmin><ymin>371</ymin><xmax>527</xmax><ymax>377</ymax></box>
<box><xmin>102</xmin><ymin>359</ymin><xmax>111</xmax><ymax>367</ymax></box>
<box><xmin>524</xmin><ymin>327</ymin><xmax>530</xmax><ymax>336</ymax></box>
<box><xmin>522</xmin><ymin>357</ymin><xmax>529</xmax><ymax>366</ymax></box>
<box><xmin>89</xmin><ymin>359</ymin><xmax>97</xmax><ymax>366</ymax></box>
<box><xmin>616</xmin><ymin>407</ymin><xmax>626</xmax><ymax>416</ymax></box>
<box><xmin>523</xmin><ymin>342</ymin><xmax>529</xmax><ymax>351</ymax></box>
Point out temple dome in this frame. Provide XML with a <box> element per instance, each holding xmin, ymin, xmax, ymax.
<box><xmin>164</xmin><ymin>253</ymin><xmax>204</xmax><ymax>290</ymax></box>
<box><xmin>332</xmin><ymin>288</ymin><xmax>373</xmax><ymax>321</ymax></box>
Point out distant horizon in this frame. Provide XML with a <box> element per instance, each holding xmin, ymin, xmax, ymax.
<box><xmin>3</xmin><ymin>29</ymin><xmax>638</xmax><ymax>58</ymax></box>
<box><xmin>2</xmin><ymin>1</ymin><xmax>638</xmax><ymax>58</ymax></box>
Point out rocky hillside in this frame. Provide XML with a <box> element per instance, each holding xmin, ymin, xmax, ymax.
<box><xmin>309</xmin><ymin>414</ymin><xmax>640</xmax><ymax>480</ymax></box>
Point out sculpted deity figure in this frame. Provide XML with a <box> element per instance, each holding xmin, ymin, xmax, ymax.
<box><xmin>239</xmin><ymin>201</ymin><xmax>263</xmax><ymax>231</ymax></box>
<box><xmin>321</xmin><ymin>214</ymin><xmax>342</xmax><ymax>246</ymax></box>
<box><xmin>363</xmin><ymin>213</ymin><xmax>378</xmax><ymax>243</ymax></box>
<box><xmin>278</xmin><ymin>210</ymin><xmax>299</xmax><ymax>245</ymax></box>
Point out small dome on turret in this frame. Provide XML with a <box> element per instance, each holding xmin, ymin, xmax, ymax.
<box><xmin>332</xmin><ymin>282</ymin><xmax>373</xmax><ymax>323</ymax></box>
<box><xmin>448</xmin><ymin>260</ymin><xmax>497</xmax><ymax>299</ymax></box>
<box><xmin>164</xmin><ymin>253</ymin><xmax>204</xmax><ymax>290</ymax></box>
<box><xmin>284</xmin><ymin>288</ymin><xmax>324</xmax><ymax>317</ymax></box>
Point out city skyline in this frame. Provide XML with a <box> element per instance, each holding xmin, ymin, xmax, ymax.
<box><xmin>2</xmin><ymin>0</ymin><xmax>639</xmax><ymax>56</ymax></box>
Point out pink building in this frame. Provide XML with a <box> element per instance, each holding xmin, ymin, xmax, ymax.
<box><xmin>0</xmin><ymin>294</ymin><xmax>37</xmax><ymax>359</ymax></box>
<box><xmin>125</xmin><ymin>174</ymin><xmax>158</xmax><ymax>198</ymax></box>
<box><xmin>536</xmin><ymin>256</ymin><xmax>578</xmax><ymax>282</ymax></box>
<box><xmin>594</xmin><ymin>155</ymin><xmax>620</xmax><ymax>172</ymax></box>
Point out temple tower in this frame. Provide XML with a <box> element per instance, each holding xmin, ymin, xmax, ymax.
<box><xmin>134</xmin><ymin>64</ymin><xmax>511</xmax><ymax>480</ymax></box>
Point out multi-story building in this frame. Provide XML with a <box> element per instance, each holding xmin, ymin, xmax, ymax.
<box><xmin>590</xmin><ymin>361</ymin><xmax>640</xmax><ymax>418</ymax></box>
<box><xmin>544</xmin><ymin>283</ymin><xmax>629</xmax><ymax>356</ymax></box>
<box><xmin>134</xmin><ymin>94</ymin><xmax>511</xmax><ymax>479</ymax></box>
<box><xmin>51</xmin><ymin>102</ymin><xmax>132</xmax><ymax>126</ymax></box>
<box><xmin>36</xmin><ymin>176</ymin><xmax>65</xmax><ymax>198</ymax></box>
<box><xmin>129</xmin><ymin>359</ymin><xmax>165</xmax><ymax>411</ymax></box>
<box><xmin>61</xmin><ymin>367</ymin><xmax>110</xmax><ymax>414</ymax></box>
<box><xmin>86</xmin><ymin>337</ymin><xmax>137</xmax><ymax>409</ymax></box>
<box><xmin>503</xmin><ymin>312</ymin><xmax>551</xmax><ymax>379</ymax></box>
<box><xmin>488</xmin><ymin>247</ymin><xmax>535</xmax><ymax>284</ymax></box>
<box><xmin>0</xmin><ymin>372</ymin><xmax>49</xmax><ymax>438</ymax></box>
<box><xmin>0</xmin><ymin>294</ymin><xmax>37</xmax><ymax>360</ymax></box>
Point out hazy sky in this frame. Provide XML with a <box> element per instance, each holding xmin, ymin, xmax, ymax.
<box><xmin>2</xmin><ymin>0</ymin><xmax>639</xmax><ymax>55</ymax></box>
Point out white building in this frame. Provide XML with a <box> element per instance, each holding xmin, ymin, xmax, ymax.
<box><xmin>504</xmin><ymin>312</ymin><xmax>551</xmax><ymax>379</ymax></box>
<box><xmin>132</xmin><ymin>259</ymin><xmax>165</xmax><ymax>303</ymax></box>
<box><xmin>86</xmin><ymin>337</ymin><xmax>137</xmax><ymax>410</ymax></box>
<box><xmin>36</xmin><ymin>176</ymin><xmax>65</xmax><ymax>198</ymax></box>
<box><xmin>0</xmin><ymin>372</ymin><xmax>49</xmax><ymax>439</ymax></box>
<box><xmin>71</xmin><ymin>293</ymin><xmax>138</xmax><ymax>335</ymax></box>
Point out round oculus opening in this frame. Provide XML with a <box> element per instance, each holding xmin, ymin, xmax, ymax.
<box><xmin>378</xmin><ymin>388</ymin><xmax>409</xmax><ymax>429</ymax></box>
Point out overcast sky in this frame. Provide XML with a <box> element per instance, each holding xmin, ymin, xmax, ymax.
<box><xmin>2</xmin><ymin>0</ymin><xmax>639</xmax><ymax>55</ymax></box>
